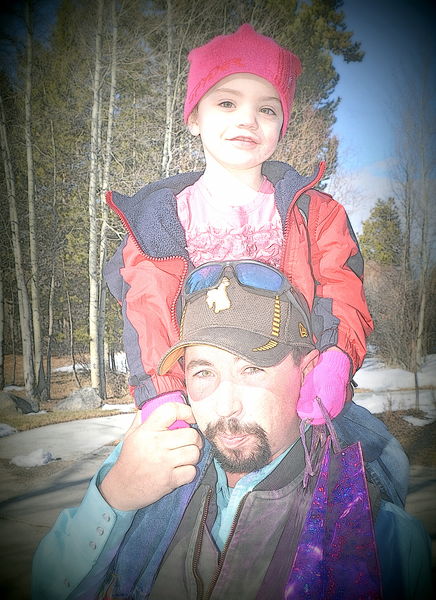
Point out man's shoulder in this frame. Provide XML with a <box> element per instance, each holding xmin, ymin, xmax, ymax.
<box><xmin>375</xmin><ymin>501</ymin><xmax>433</xmax><ymax>599</ymax></box>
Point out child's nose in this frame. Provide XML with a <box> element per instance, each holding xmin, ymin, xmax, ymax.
<box><xmin>237</xmin><ymin>105</ymin><xmax>258</xmax><ymax>128</ymax></box>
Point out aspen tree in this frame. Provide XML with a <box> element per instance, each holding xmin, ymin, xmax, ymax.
<box><xmin>0</xmin><ymin>93</ymin><xmax>38</xmax><ymax>409</ymax></box>
<box><xmin>88</xmin><ymin>0</ymin><xmax>104</xmax><ymax>392</ymax></box>
<box><xmin>24</xmin><ymin>0</ymin><xmax>47</xmax><ymax>399</ymax></box>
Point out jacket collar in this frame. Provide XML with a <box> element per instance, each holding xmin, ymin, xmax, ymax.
<box><xmin>107</xmin><ymin>161</ymin><xmax>323</xmax><ymax>260</ymax></box>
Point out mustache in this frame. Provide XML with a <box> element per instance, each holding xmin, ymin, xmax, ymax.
<box><xmin>205</xmin><ymin>417</ymin><xmax>266</xmax><ymax>438</ymax></box>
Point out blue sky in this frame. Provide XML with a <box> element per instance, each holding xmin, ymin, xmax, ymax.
<box><xmin>330</xmin><ymin>0</ymin><xmax>435</xmax><ymax>230</ymax></box>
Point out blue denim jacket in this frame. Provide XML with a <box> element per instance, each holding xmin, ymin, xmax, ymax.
<box><xmin>333</xmin><ymin>401</ymin><xmax>409</xmax><ymax>507</ymax></box>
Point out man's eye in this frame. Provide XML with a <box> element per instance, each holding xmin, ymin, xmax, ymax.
<box><xmin>243</xmin><ymin>366</ymin><xmax>264</xmax><ymax>375</ymax></box>
<box><xmin>194</xmin><ymin>370</ymin><xmax>213</xmax><ymax>378</ymax></box>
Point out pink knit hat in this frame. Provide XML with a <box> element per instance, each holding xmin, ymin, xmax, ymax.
<box><xmin>184</xmin><ymin>24</ymin><xmax>302</xmax><ymax>137</ymax></box>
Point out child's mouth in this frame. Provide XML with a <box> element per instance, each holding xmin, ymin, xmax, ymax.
<box><xmin>228</xmin><ymin>136</ymin><xmax>258</xmax><ymax>145</ymax></box>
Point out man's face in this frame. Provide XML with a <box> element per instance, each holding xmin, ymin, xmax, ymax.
<box><xmin>185</xmin><ymin>345</ymin><xmax>313</xmax><ymax>479</ymax></box>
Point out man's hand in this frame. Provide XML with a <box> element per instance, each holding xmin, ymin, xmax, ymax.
<box><xmin>99</xmin><ymin>402</ymin><xmax>202</xmax><ymax>511</ymax></box>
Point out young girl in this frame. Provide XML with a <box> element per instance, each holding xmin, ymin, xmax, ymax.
<box><xmin>105</xmin><ymin>24</ymin><xmax>373</xmax><ymax>425</ymax></box>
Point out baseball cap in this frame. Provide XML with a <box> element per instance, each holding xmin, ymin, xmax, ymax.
<box><xmin>158</xmin><ymin>260</ymin><xmax>314</xmax><ymax>374</ymax></box>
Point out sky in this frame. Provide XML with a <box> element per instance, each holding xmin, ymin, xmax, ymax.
<box><xmin>329</xmin><ymin>0</ymin><xmax>435</xmax><ymax>231</ymax></box>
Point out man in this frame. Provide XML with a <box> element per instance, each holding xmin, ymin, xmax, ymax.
<box><xmin>33</xmin><ymin>261</ymin><xmax>431</xmax><ymax>599</ymax></box>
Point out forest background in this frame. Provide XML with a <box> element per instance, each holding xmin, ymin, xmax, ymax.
<box><xmin>0</xmin><ymin>0</ymin><xmax>434</xmax><ymax>412</ymax></box>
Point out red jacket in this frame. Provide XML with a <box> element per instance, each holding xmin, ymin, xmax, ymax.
<box><xmin>105</xmin><ymin>161</ymin><xmax>373</xmax><ymax>407</ymax></box>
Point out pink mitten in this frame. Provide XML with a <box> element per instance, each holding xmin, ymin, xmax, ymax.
<box><xmin>297</xmin><ymin>350</ymin><xmax>350</xmax><ymax>425</ymax></box>
<box><xmin>140</xmin><ymin>390</ymin><xmax>190</xmax><ymax>429</ymax></box>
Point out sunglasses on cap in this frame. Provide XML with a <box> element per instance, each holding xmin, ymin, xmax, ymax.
<box><xmin>182</xmin><ymin>259</ymin><xmax>313</xmax><ymax>339</ymax></box>
<box><xmin>184</xmin><ymin>259</ymin><xmax>290</xmax><ymax>297</ymax></box>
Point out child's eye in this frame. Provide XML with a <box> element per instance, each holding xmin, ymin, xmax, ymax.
<box><xmin>218</xmin><ymin>100</ymin><xmax>235</xmax><ymax>109</ymax></box>
<box><xmin>260</xmin><ymin>107</ymin><xmax>277</xmax><ymax>116</ymax></box>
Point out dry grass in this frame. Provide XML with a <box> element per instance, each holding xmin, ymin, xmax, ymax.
<box><xmin>1</xmin><ymin>408</ymin><xmax>133</xmax><ymax>432</ymax></box>
<box><xmin>377</xmin><ymin>409</ymin><xmax>436</xmax><ymax>466</ymax></box>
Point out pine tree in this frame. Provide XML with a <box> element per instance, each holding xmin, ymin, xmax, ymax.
<box><xmin>359</xmin><ymin>198</ymin><xmax>403</xmax><ymax>266</ymax></box>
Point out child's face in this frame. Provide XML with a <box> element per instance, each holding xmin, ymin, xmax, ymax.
<box><xmin>188</xmin><ymin>73</ymin><xmax>283</xmax><ymax>185</ymax></box>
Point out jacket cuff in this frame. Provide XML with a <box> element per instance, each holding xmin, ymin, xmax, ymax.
<box><xmin>132</xmin><ymin>374</ymin><xmax>185</xmax><ymax>409</ymax></box>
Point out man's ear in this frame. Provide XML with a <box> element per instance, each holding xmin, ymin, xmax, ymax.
<box><xmin>300</xmin><ymin>349</ymin><xmax>319</xmax><ymax>383</ymax></box>
<box><xmin>187</xmin><ymin>110</ymin><xmax>200</xmax><ymax>136</ymax></box>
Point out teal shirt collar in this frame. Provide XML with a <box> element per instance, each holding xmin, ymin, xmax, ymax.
<box><xmin>212</xmin><ymin>441</ymin><xmax>298</xmax><ymax>550</ymax></box>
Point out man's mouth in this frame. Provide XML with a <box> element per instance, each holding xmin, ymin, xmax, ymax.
<box><xmin>217</xmin><ymin>433</ymin><xmax>250</xmax><ymax>449</ymax></box>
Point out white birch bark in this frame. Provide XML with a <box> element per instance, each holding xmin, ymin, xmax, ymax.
<box><xmin>0</xmin><ymin>93</ymin><xmax>38</xmax><ymax>409</ymax></box>
<box><xmin>161</xmin><ymin>0</ymin><xmax>174</xmax><ymax>177</ymax></box>
<box><xmin>98</xmin><ymin>0</ymin><xmax>118</xmax><ymax>399</ymax></box>
<box><xmin>88</xmin><ymin>0</ymin><xmax>104</xmax><ymax>390</ymax></box>
<box><xmin>45</xmin><ymin>119</ymin><xmax>57</xmax><ymax>399</ymax></box>
<box><xmin>25</xmin><ymin>0</ymin><xmax>46</xmax><ymax>398</ymax></box>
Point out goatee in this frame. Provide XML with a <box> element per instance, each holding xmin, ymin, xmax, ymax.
<box><xmin>205</xmin><ymin>417</ymin><xmax>272</xmax><ymax>473</ymax></box>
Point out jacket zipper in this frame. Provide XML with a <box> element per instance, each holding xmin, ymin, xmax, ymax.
<box><xmin>105</xmin><ymin>190</ymin><xmax>188</xmax><ymax>334</ymax></box>
<box><xmin>202</xmin><ymin>493</ymin><xmax>249</xmax><ymax>600</ymax></box>
<box><xmin>279</xmin><ymin>161</ymin><xmax>326</xmax><ymax>274</ymax></box>
<box><xmin>192</xmin><ymin>488</ymin><xmax>213</xmax><ymax>599</ymax></box>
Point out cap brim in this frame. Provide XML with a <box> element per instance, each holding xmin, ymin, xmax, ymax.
<box><xmin>158</xmin><ymin>326</ymin><xmax>311</xmax><ymax>375</ymax></box>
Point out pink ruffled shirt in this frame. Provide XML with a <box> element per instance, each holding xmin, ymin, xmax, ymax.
<box><xmin>176</xmin><ymin>167</ymin><xmax>284</xmax><ymax>267</ymax></box>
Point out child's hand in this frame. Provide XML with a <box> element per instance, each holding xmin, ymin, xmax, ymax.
<box><xmin>99</xmin><ymin>395</ymin><xmax>201</xmax><ymax>511</ymax></box>
<box><xmin>140</xmin><ymin>390</ymin><xmax>190</xmax><ymax>429</ymax></box>
<box><xmin>297</xmin><ymin>348</ymin><xmax>350</xmax><ymax>425</ymax></box>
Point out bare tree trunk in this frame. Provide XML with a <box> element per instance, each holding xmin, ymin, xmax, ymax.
<box><xmin>161</xmin><ymin>0</ymin><xmax>174</xmax><ymax>177</ymax></box>
<box><xmin>97</xmin><ymin>0</ymin><xmax>118</xmax><ymax>399</ymax></box>
<box><xmin>413</xmin><ymin>133</ymin><xmax>431</xmax><ymax>410</ymax></box>
<box><xmin>392</xmin><ymin>63</ymin><xmax>434</xmax><ymax>404</ymax></box>
<box><xmin>414</xmin><ymin>370</ymin><xmax>420</xmax><ymax>411</ymax></box>
<box><xmin>25</xmin><ymin>0</ymin><xmax>46</xmax><ymax>400</ymax></box>
<box><xmin>8</xmin><ymin>299</ymin><xmax>17</xmax><ymax>384</ymax></box>
<box><xmin>0</xmin><ymin>93</ymin><xmax>38</xmax><ymax>410</ymax></box>
<box><xmin>63</xmin><ymin>260</ymin><xmax>81</xmax><ymax>389</ymax></box>
<box><xmin>88</xmin><ymin>0</ymin><xmax>104</xmax><ymax>391</ymax></box>
<box><xmin>46</xmin><ymin>269</ymin><xmax>55</xmax><ymax>399</ymax></box>
<box><xmin>415</xmin><ymin>124</ymin><xmax>430</xmax><ymax>372</ymax></box>
<box><xmin>45</xmin><ymin>119</ymin><xmax>58</xmax><ymax>400</ymax></box>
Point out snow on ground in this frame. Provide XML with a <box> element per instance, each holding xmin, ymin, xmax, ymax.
<box><xmin>354</xmin><ymin>354</ymin><xmax>436</xmax><ymax>392</ymax></box>
<box><xmin>354</xmin><ymin>389</ymin><xmax>436</xmax><ymax>420</ymax></box>
<box><xmin>3</xmin><ymin>385</ymin><xmax>25</xmax><ymax>392</ymax></box>
<box><xmin>353</xmin><ymin>354</ymin><xmax>436</xmax><ymax>423</ymax></box>
<box><xmin>113</xmin><ymin>352</ymin><xmax>128</xmax><ymax>373</ymax></box>
<box><xmin>102</xmin><ymin>402</ymin><xmax>135</xmax><ymax>413</ymax></box>
<box><xmin>0</xmin><ymin>423</ymin><xmax>17</xmax><ymax>438</ymax></box>
<box><xmin>10</xmin><ymin>448</ymin><xmax>55</xmax><ymax>468</ymax></box>
<box><xmin>53</xmin><ymin>364</ymin><xmax>87</xmax><ymax>373</ymax></box>
<box><xmin>53</xmin><ymin>352</ymin><xmax>128</xmax><ymax>374</ymax></box>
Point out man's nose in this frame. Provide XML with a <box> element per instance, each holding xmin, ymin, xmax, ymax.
<box><xmin>214</xmin><ymin>380</ymin><xmax>242</xmax><ymax>418</ymax></box>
